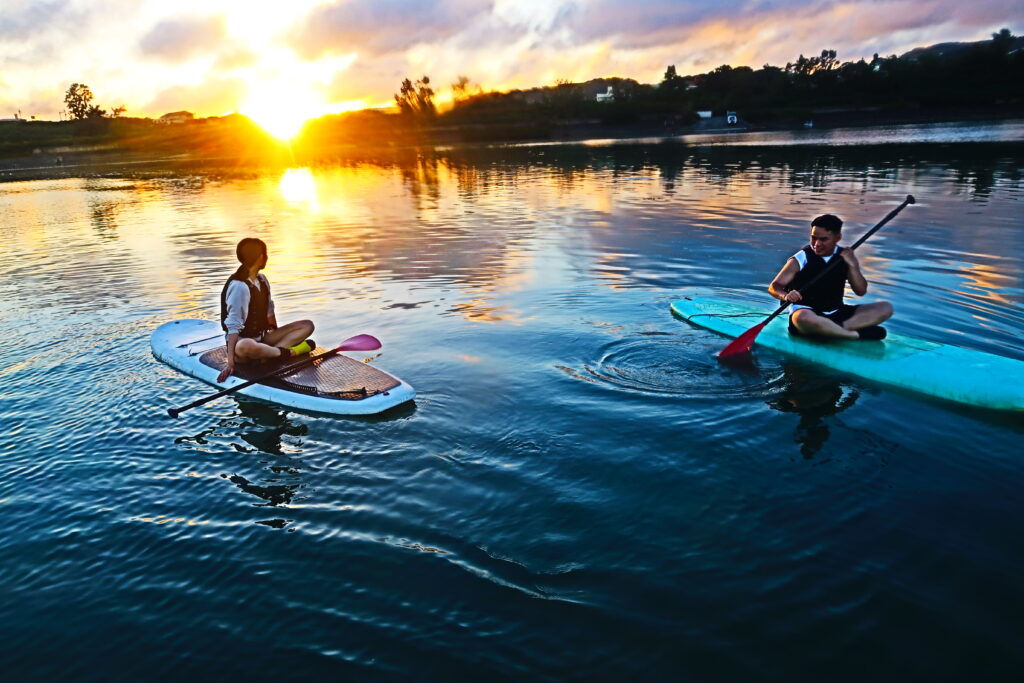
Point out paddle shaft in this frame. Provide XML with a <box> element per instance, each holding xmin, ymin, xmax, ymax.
<box><xmin>759</xmin><ymin>194</ymin><xmax>916</xmax><ymax>327</ymax></box>
<box><xmin>168</xmin><ymin>346</ymin><xmax>343</xmax><ymax>417</ymax></box>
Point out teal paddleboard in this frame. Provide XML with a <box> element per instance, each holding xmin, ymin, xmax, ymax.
<box><xmin>671</xmin><ymin>296</ymin><xmax>1024</xmax><ymax>411</ymax></box>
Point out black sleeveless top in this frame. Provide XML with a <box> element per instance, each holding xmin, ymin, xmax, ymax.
<box><xmin>788</xmin><ymin>246</ymin><xmax>848</xmax><ymax>313</ymax></box>
<box><xmin>220</xmin><ymin>270</ymin><xmax>271</xmax><ymax>338</ymax></box>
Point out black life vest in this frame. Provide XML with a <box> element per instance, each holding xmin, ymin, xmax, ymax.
<box><xmin>788</xmin><ymin>245</ymin><xmax>848</xmax><ymax>312</ymax></box>
<box><xmin>220</xmin><ymin>269</ymin><xmax>271</xmax><ymax>338</ymax></box>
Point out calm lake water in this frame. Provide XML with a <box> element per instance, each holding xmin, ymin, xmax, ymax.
<box><xmin>1</xmin><ymin>124</ymin><xmax>1022</xmax><ymax>681</ymax></box>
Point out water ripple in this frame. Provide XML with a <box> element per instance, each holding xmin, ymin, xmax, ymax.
<box><xmin>561</xmin><ymin>335</ymin><xmax>787</xmax><ymax>400</ymax></box>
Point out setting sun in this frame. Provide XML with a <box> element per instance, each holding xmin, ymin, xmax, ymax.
<box><xmin>241</xmin><ymin>81</ymin><xmax>323</xmax><ymax>140</ymax></box>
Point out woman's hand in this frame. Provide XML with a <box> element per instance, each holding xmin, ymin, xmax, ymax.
<box><xmin>217</xmin><ymin>360</ymin><xmax>234</xmax><ymax>383</ymax></box>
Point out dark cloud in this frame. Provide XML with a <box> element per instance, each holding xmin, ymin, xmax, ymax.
<box><xmin>139</xmin><ymin>15</ymin><xmax>227</xmax><ymax>62</ymax></box>
<box><xmin>289</xmin><ymin>0</ymin><xmax>493</xmax><ymax>58</ymax></box>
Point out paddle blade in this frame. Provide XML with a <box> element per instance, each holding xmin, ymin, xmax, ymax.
<box><xmin>336</xmin><ymin>334</ymin><xmax>382</xmax><ymax>352</ymax></box>
<box><xmin>718</xmin><ymin>322</ymin><xmax>766</xmax><ymax>359</ymax></box>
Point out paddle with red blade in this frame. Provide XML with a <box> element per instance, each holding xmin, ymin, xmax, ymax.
<box><xmin>718</xmin><ymin>195</ymin><xmax>915</xmax><ymax>359</ymax></box>
<box><xmin>167</xmin><ymin>334</ymin><xmax>382</xmax><ymax>417</ymax></box>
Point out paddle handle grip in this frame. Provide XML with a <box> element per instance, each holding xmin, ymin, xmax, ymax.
<box><xmin>763</xmin><ymin>194</ymin><xmax>916</xmax><ymax>325</ymax></box>
<box><xmin>850</xmin><ymin>194</ymin><xmax>915</xmax><ymax>250</ymax></box>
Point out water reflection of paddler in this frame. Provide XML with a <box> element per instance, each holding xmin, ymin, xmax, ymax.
<box><xmin>768</xmin><ymin>213</ymin><xmax>892</xmax><ymax>341</ymax></box>
<box><xmin>768</xmin><ymin>361</ymin><xmax>860</xmax><ymax>458</ymax></box>
<box><xmin>217</xmin><ymin>237</ymin><xmax>316</xmax><ymax>383</ymax></box>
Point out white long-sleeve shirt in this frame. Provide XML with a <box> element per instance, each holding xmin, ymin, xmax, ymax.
<box><xmin>223</xmin><ymin>273</ymin><xmax>276</xmax><ymax>336</ymax></box>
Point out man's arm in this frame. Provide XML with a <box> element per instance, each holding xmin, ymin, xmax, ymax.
<box><xmin>768</xmin><ymin>258</ymin><xmax>803</xmax><ymax>303</ymax></box>
<box><xmin>841</xmin><ymin>249</ymin><xmax>868</xmax><ymax>296</ymax></box>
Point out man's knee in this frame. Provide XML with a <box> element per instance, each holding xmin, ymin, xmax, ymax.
<box><xmin>791</xmin><ymin>309</ymin><xmax>818</xmax><ymax>332</ymax></box>
<box><xmin>874</xmin><ymin>301</ymin><xmax>893</xmax><ymax>321</ymax></box>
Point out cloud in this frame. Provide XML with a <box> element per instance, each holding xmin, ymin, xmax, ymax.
<box><xmin>565</xmin><ymin>0</ymin><xmax>745</xmax><ymax>44</ymax></box>
<box><xmin>144</xmin><ymin>76</ymin><xmax>246</xmax><ymax>115</ymax></box>
<box><xmin>0</xmin><ymin>0</ymin><xmax>76</xmax><ymax>41</ymax></box>
<box><xmin>324</xmin><ymin>55</ymin><xmax>410</xmax><ymax>104</ymax></box>
<box><xmin>543</xmin><ymin>0</ymin><xmax>1021</xmax><ymax>56</ymax></box>
<box><xmin>945</xmin><ymin>0</ymin><xmax>1023</xmax><ymax>29</ymax></box>
<box><xmin>139</xmin><ymin>15</ymin><xmax>227</xmax><ymax>62</ymax></box>
<box><xmin>288</xmin><ymin>0</ymin><xmax>494</xmax><ymax>58</ymax></box>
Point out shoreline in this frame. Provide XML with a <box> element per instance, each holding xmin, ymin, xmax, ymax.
<box><xmin>521</xmin><ymin>104</ymin><xmax>1024</xmax><ymax>146</ymax></box>
<box><xmin>1</xmin><ymin>109</ymin><xmax>1022</xmax><ymax>182</ymax></box>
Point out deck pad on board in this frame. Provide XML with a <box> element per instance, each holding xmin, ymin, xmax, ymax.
<box><xmin>198</xmin><ymin>346</ymin><xmax>399</xmax><ymax>399</ymax></box>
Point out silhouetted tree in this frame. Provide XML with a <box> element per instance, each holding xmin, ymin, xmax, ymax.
<box><xmin>991</xmin><ymin>28</ymin><xmax>1014</xmax><ymax>51</ymax></box>
<box><xmin>64</xmin><ymin>83</ymin><xmax>94</xmax><ymax>120</ymax></box>
<box><xmin>395</xmin><ymin>76</ymin><xmax>436</xmax><ymax>118</ymax></box>
<box><xmin>451</xmin><ymin>75</ymin><xmax>473</xmax><ymax>102</ymax></box>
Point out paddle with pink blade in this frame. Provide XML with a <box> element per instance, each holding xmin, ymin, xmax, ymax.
<box><xmin>167</xmin><ymin>334</ymin><xmax>382</xmax><ymax>417</ymax></box>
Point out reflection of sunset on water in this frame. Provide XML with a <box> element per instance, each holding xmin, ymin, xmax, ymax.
<box><xmin>278</xmin><ymin>168</ymin><xmax>318</xmax><ymax>206</ymax></box>
<box><xmin>4</xmin><ymin>143</ymin><xmax>1020</xmax><ymax>344</ymax></box>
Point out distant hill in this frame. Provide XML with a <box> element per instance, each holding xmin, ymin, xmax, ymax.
<box><xmin>901</xmin><ymin>35</ymin><xmax>1024</xmax><ymax>61</ymax></box>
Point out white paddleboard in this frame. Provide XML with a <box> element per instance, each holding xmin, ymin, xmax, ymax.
<box><xmin>151</xmin><ymin>319</ymin><xmax>416</xmax><ymax>415</ymax></box>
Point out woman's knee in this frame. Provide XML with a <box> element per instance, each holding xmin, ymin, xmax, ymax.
<box><xmin>234</xmin><ymin>338</ymin><xmax>258</xmax><ymax>358</ymax></box>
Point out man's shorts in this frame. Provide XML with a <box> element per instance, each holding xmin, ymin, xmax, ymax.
<box><xmin>789</xmin><ymin>304</ymin><xmax>860</xmax><ymax>335</ymax></box>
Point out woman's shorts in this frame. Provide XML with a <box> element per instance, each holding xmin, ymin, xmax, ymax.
<box><xmin>789</xmin><ymin>304</ymin><xmax>860</xmax><ymax>335</ymax></box>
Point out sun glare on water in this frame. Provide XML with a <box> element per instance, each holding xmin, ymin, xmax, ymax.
<box><xmin>279</xmin><ymin>168</ymin><xmax>318</xmax><ymax>205</ymax></box>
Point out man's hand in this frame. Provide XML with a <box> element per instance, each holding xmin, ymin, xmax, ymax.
<box><xmin>841</xmin><ymin>248</ymin><xmax>868</xmax><ymax>296</ymax></box>
<box><xmin>217</xmin><ymin>361</ymin><xmax>234</xmax><ymax>384</ymax></box>
<box><xmin>784</xmin><ymin>290</ymin><xmax>802</xmax><ymax>303</ymax></box>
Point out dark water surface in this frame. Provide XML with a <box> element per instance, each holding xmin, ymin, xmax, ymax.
<box><xmin>1</xmin><ymin>133</ymin><xmax>1022</xmax><ymax>681</ymax></box>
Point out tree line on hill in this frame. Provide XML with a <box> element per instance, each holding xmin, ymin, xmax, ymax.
<box><xmin>298</xmin><ymin>28</ymin><xmax>1023</xmax><ymax>147</ymax></box>
<box><xmin>451</xmin><ymin>28</ymin><xmax>1022</xmax><ymax>125</ymax></box>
